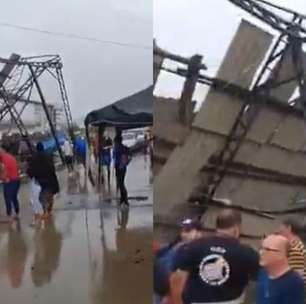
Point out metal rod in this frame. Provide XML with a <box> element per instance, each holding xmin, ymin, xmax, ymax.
<box><xmin>29</xmin><ymin>65</ymin><xmax>67</xmax><ymax>167</ymax></box>
<box><xmin>253</xmin><ymin>0</ymin><xmax>306</xmax><ymax>19</ymax></box>
<box><xmin>154</xmin><ymin>44</ymin><xmax>207</xmax><ymax>70</ymax></box>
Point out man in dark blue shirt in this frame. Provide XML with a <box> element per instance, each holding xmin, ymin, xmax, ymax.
<box><xmin>171</xmin><ymin>209</ymin><xmax>259</xmax><ymax>304</ymax></box>
<box><xmin>113</xmin><ymin>135</ymin><xmax>131</xmax><ymax>206</ymax></box>
<box><xmin>256</xmin><ymin>234</ymin><xmax>305</xmax><ymax>304</ymax></box>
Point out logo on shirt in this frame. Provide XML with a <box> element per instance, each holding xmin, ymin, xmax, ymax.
<box><xmin>199</xmin><ymin>254</ymin><xmax>230</xmax><ymax>286</ymax></box>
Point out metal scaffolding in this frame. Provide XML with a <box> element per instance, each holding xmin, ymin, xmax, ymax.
<box><xmin>203</xmin><ymin>0</ymin><xmax>306</xmax><ymax>202</ymax></box>
<box><xmin>0</xmin><ymin>54</ymin><xmax>74</xmax><ymax>166</ymax></box>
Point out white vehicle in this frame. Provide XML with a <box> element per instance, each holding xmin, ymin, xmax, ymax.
<box><xmin>122</xmin><ymin>132</ymin><xmax>137</xmax><ymax>148</ymax></box>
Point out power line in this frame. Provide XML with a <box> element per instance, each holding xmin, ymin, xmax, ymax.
<box><xmin>0</xmin><ymin>22</ymin><xmax>151</xmax><ymax>51</ymax></box>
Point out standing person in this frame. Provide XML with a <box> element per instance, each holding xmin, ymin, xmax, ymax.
<box><xmin>29</xmin><ymin>143</ymin><xmax>59</xmax><ymax>218</ymax></box>
<box><xmin>101</xmin><ymin>134</ymin><xmax>112</xmax><ymax>186</ymax></box>
<box><xmin>0</xmin><ymin>145</ymin><xmax>21</xmax><ymax>223</ymax></box>
<box><xmin>74</xmin><ymin>136</ymin><xmax>86</xmax><ymax>165</ymax></box>
<box><xmin>170</xmin><ymin>209</ymin><xmax>259</xmax><ymax>304</ymax></box>
<box><xmin>154</xmin><ymin>218</ymin><xmax>205</xmax><ymax>304</ymax></box>
<box><xmin>113</xmin><ymin>134</ymin><xmax>131</xmax><ymax>206</ymax></box>
<box><xmin>27</xmin><ymin>145</ymin><xmax>45</xmax><ymax>226</ymax></box>
<box><xmin>256</xmin><ymin>234</ymin><xmax>305</xmax><ymax>304</ymax></box>
<box><xmin>63</xmin><ymin>138</ymin><xmax>73</xmax><ymax>170</ymax></box>
<box><xmin>277</xmin><ymin>217</ymin><xmax>306</xmax><ymax>285</ymax></box>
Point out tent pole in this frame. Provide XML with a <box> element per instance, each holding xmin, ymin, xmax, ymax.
<box><xmin>98</xmin><ymin>125</ymin><xmax>104</xmax><ymax>188</ymax></box>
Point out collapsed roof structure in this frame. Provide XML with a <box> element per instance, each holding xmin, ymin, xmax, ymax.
<box><xmin>154</xmin><ymin>0</ymin><xmax>306</xmax><ymax>239</ymax></box>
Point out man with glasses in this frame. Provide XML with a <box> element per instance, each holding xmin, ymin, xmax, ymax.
<box><xmin>256</xmin><ymin>234</ymin><xmax>305</xmax><ymax>304</ymax></box>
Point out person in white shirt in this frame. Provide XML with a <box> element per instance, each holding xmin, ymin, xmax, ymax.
<box><xmin>63</xmin><ymin>139</ymin><xmax>73</xmax><ymax>170</ymax></box>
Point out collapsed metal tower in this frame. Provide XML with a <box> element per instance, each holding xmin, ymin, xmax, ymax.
<box><xmin>0</xmin><ymin>54</ymin><xmax>74</xmax><ymax>165</ymax></box>
<box><xmin>203</xmin><ymin>0</ymin><xmax>306</xmax><ymax>202</ymax></box>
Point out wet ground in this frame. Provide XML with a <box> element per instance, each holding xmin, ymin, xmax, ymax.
<box><xmin>0</xmin><ymin>155</ymin><xmax>153</xmax><ymax>304</ymax></box>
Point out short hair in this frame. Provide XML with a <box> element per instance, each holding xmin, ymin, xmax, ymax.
<box><xmin>114</xmin><ymin>135</ymin><xmax>122</xmax><ymax>143</ymax></box>
<box><xmin>216</xmin><ymin>209</ymin><xmax>242</xmax><ymax>229</ymax></box>
<box><xmin>1</xmin><ymin>143</ymin><xmax>9</xmax><ymax>151</ymax></box>
<box><xmin>282</xmin><ymin>217</ymin><xmax>302</xmax><ymax>235</ymax></box>
<box><xmin>36</xmin><ymin>142</ymin><xmax>44</xmax><ymax>152</ymax></box>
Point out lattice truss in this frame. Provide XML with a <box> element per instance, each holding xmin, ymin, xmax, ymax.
<box><xmin>0</xmin><ymin>54</ymin><xmax>74</xmax><ymax>153</ymax></box>
<box><xmin>154</xmin><ymin>0</ymin><xmax>306</xmax><ymax>228</ymax></box>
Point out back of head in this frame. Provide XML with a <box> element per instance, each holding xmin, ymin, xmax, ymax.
<box><xmin>216</xmin><ymin>209</ymin><xmax>242</xmax><ymax>230</ymax></box>
<box><xmin>114</xmin><ymin>135</ymin><xmax>122</xmax><ymax>144</ymax></box>
<box><xmin>282</xmin><ymin>216</ymin><xmax>302</xmax><ymax>236</ymax></box>
<box><xmin>0</xmin><ymin>143</ymin><xmax>10</xmax><ymax>155</ymax></box>
<box><xmin>36</xmin><ymin>142</ymin><xmax>44</xmax><ymax>152</ymax></box>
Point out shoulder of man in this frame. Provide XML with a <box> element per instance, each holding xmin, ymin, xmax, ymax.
<box><xmin>236</xmin><ymin>242</ymin><xmax>260</xmax><ymax>276</ymax></box>
<box><xmin>241</xmin><ymin>242</ymin><xmax>259</xmax><ymax>259</ymax></box>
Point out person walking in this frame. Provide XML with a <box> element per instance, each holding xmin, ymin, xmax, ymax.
<box><xmin>63</xmin><ymin>138</ymin><xmax>73</xmax><ymax>171</ymax></box>
<box><xmin>154</xmin><ymin>218</ymin><xmax>205</xmax><ymax>304</ymax></box>
<box><xmin>27</xmin><ymin>145</ymin><xmax>45</xmax><ymax>226</ymax></box>
<box><xmin>170</xmin><ymin>209</ymin><xmax>259</xmax><ymax>304</ymax></box>
<box><xmin>113</xmin><ymin>134</ymin><xmax>131</xmax><ymax>206</ymax></box>
<box><xmin>256</xmin><ymin>234</ymin><xmax>305</xmax><ymax>304</ymax></box>
<box><xmin>101</xmin><ymin>135</ymin><xmax>112</xmax><ymax>186</ymax></box>
<box><xmin>28</xmin><ymin>143</ymin><xmax>59</xmax><ymax>219</ymax></box>
<box><xmin>0</xmin><ymin>145</ymin><xmax>21</xmax><ymax>223</ymax></box>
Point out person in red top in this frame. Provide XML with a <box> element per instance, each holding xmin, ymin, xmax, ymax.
<box><xmin>0</xmin><ymin>145</ymin><xmax>20</xmax><ymax>222</ymax></box>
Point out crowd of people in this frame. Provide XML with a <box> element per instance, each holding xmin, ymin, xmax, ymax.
<box><xmin>154</xmin><ymin>209</ymin><xmax>306</xmax><ymax>304</ymax></box>
<box><xmin>0</xmin><ymin>129</ymin><xmax>143</xmax><ymax>227</ymax></box>
<box><xmin>0</xmin><ymin>142</ymin><xmax>60</xmax><ymax>227</ymax></box>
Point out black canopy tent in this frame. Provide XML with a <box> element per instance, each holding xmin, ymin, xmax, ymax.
<box><xmin>84</xmin><ymin>85</ymin><xmax>153</xmax><ymax>130</ymax></box>
<box><xmin>84</xmin><ymin>86</ymin><xmax>153</xmax><ymax>187</ymax></box>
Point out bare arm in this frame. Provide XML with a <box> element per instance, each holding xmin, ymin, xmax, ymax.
<box><xmin>170</xmin><ymin>270</ymin><xmax>188</xmax><ymax>304</ymax></box>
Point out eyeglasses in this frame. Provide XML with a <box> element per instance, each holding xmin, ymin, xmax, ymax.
<box><xmin>260</xmin><ymin>246</ymin><xmax>281</xmax><ymax>253</ymax></box>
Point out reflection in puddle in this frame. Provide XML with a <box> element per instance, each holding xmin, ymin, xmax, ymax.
<box><xmin>0</xmin><ymin>156</ymin><xmax>152</xmax><ymax>303</ymax></box>
<box><xmin>31</xmin><ymin>220</ymin><xmax>62</xmax><ymax>287</ymax></box>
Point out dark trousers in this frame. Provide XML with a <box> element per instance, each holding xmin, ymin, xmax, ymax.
<box><xmin>116</xmin><ymin>167</ymin><xmax>128</xmax><ymax>204</ymax></box>
<box><xmin>39</xmin><ymin>189</ymin><xmax>54</xmax><ymax>213</ymax></box>
<box><xmin>3</xmin><ymin>180</ymin><xmax>20</xmax><ymax>216</ymax></box>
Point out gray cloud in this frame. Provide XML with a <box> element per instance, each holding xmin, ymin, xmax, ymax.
<box><xmin>0</xmin><ymin>0</ymin><xmax>152</xmax><ymax>121</ymax></box>
<box><xmin>154</xmin><ymin>0</ymin><xmax>306</xmax><ymax>104</ymax></box>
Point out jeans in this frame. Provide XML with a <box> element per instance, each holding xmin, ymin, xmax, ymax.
<box><xmin>39</xmin><ymin>189</ymin><xmax>54</xmax><ymax>213</ymax></box>
<box><xmin>3</xmin><ymin>180</ymin><xmax>20</xmax><ymax>216</ymax></box>
<box><xmin>30</xmin><ymin>178</ymin><xmax>43</xmax><ymax>214</ymax></box>
<box><xmin>115</xmin><ymin>167</ymin><xmax>128</xmax><ymax>204</ymax></box>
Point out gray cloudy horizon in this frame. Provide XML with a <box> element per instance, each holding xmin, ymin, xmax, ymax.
<box><xmin>154</xmin><ymin>0</ymin><xmax>306</xmax><ymax>108</ymax></box>
<box><xmin>0</xmin><ymin>0</ymin><xmax>152</xmax><ymax>121</ymax></box>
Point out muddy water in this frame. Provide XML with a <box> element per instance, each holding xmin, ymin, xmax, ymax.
<box><xmin>0</xmin><ymin>156</ymin><xmax>152</xmax><ymax>304</ymax></box>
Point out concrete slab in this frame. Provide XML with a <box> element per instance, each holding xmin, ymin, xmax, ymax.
<box><xmin>214</xmin><ymin>175</ymin><xmax>304</xmax><ymax>210</ymax></box>
<box><xmin>269</xmin><ymin>46</ymin><xmax>299</xmax><ymax>103</ymax></box>
<box><xmin>155</xmin><ymin>20</ymin><xmax>272</xmax><ymax>219</ymax></box>
<box><xmin>247</xmin><ymin>106</ymin><xmax>285</xmax><ymax>144</ymax></box>
<box><xmin>271</xmin><ymin>115</ymin><xmax>306</xmax><ymax>151</ymax></box>
<box><xmin>194</xmin><ymin>19</ymin><xmax>273</xmax><ymax>131</ymax></box>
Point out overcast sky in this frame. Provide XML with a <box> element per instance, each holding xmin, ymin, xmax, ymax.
<box><xmin>0</xmin><ymin>0</ymin><xmax>152</xmax><ymax>121</ymax></box>
<box><xmin>154</xmin><ymin>0</ymin><xmax>306</xmax><ymax>108</ymax></box>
